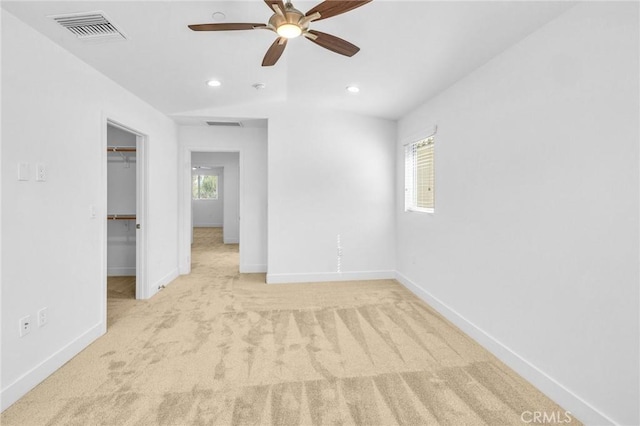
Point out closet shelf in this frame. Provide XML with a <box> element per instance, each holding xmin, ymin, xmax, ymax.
<box><xmin>107</xmin><ymin>146</ymin><xmax>136</xmax><ymax>153</ymax></box>
<box><xmin>107</xmin><ymin>214</ymin><xmax>136</xmax><ymax>221</ymax></box>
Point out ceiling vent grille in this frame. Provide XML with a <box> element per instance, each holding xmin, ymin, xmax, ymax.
<box><xmin>206</xmin><ymin>121</ymin><xmax>243</xmax><ymax>127</ymax></box>
<box><xmin>50</xmin><ymin>11</ymin><xmax>127</xmax><ymax>41</ymax></box>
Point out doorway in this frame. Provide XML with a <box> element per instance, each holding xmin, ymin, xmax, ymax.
<box><xmin>190</xmin><ymin>152</ymin><xmax>240</xmax><ymax>269</ymax></box>
<box><xmin>105</xmin><ymin>121</ymin><xmax>147</xmax><ymax>322</ymax></box>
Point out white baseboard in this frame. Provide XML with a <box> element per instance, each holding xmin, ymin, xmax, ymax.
<box><xmin>240</xmin><ymin>263</ymin><xmax>267</xmax><ymax>273</ymax></box>
<box><xmin>223</xmin><ymin>238</ymin><xmax>239</xmax><ymax>244</ymax></box>
<box><xmin>193</xmin><ymin>223</ymin><xmax>222</xmax><ymax>228</ymax></box>
<box><xmin>0</xmin><ymin>322</ymin><xmax>104</xmax><ymax>412</ymax></box>
<box><xmin>107</xmin><ymin>267</ymin><xmax>135</xmax><ymax>276</ymax></box>
<box><xmin>394</xmin><ymin>271</ymin><xmax>615</xmax><ymax>426</ymax></box>
<box><xmin>179</xmin><ymin>256</ymin><xmax>191</xmax><ymax>275</ymax></box>
<box><xmin>266</xmin><ymin>270</ymin><xmax>395</xmax><ymax>284</ymax></box>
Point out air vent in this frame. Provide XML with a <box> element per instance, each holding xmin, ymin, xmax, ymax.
<box><xmin>50</xmin><ymin>11</ymin><xmax>127</xmax><ymax>41</ymax></box>
<box><xmin>206</xmin><ymin>121</ymin><xmax>243</xmax><ymax>127</ymax></box>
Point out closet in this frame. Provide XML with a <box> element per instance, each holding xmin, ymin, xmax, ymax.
<box><xmin>107</xmin><ymin>124</ymin><xmax>137</xmax><ymax>298</ymax></box>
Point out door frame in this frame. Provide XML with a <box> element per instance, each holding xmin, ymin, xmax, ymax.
<box><xmin>102</xmin><ymin>116</ymin><xmax>149</xmax><ymax>310</ymax></box>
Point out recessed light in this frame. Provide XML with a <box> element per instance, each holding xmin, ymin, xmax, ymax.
<box><xmin>207</xmin><ymin>80</ymin><xmax>222</xmax><ymax>87</ymax></box>
<box><xmin>212</xmin><ymin>12</ymin><xmax>226</xmax><ymax>22</ymax></box>
<box><xmin>346</xmin><ymin>85</ymin><xmax>360</xmax><ymax>93</ymax></box>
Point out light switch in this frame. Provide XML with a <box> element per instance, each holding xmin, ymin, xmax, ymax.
<box><xmin>36</xmin><ymin>163</ymin><xmax>46</xmax><ymax>182</ymax></box>
<box><xmin>18</xmin><ymin>163</ymin><xmax>30</xmax><ymax>181</ymax></box>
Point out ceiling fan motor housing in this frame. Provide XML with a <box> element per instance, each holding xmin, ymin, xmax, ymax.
<box><xmin>268</xmin><ymin>4</ymin><xmax>309</xmax><ymax>33</ymax></box>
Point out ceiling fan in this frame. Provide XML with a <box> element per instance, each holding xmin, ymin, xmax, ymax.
<box><xmin>188</xmin><ymin>0</ymin><xmax>372</xmax><ymax>66</ymax></box>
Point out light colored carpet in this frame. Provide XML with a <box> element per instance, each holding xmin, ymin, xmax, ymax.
<box><xmin>1</xmin><ymin>227</ymin><xmax>579</xmax><ymax>425</ymax></box>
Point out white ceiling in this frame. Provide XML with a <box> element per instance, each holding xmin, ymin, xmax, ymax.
<box><xmin>2</xmin><ymin>1</ymin><xmax>576</xmax><ymax>121</ymax></box>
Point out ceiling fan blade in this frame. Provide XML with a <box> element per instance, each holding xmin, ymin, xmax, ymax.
<box><xmin>188</xmin><ymin>23</ymin><xmax>267</xmax><ymax>31</ymax></box>
<box><xmin>305</xmin><ymin>30</ymin><xmax>360</xmax><ymax>57</ymax></box>
<box><xmin>264</xmin><ymin>0</ymin><xmax>286</xmax><ymax>14</ymax></box>
<box><xmin>305</xmin><ymin>0</ymin><xmax>372</xmax><ymax>21</ymax></box>
<box><xmin>262</xmin><ymin>37</ymin><xmax>288</xmax><ymax>66</ymax></box>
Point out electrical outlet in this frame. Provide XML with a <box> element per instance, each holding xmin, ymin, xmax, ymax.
<box><xmin>19</xmin><ymin>315</ymin><xmax>32</xmax><ymax>337</ymax></box>
<box><xmin>38</xmin><ymin>307</ymin><xmax>48</xmax><ymax>327</ymax></box>
<box><xmin>36</xmin><ymin>163</ymin><xmax>46</xmax><ymax>182</ymax></box>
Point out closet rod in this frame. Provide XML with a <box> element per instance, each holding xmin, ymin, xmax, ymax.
<box><xmin>107</xmin><ymin>146</ymin><xmax>136</xmax><ymax>153</ymax></box>
<box><xmin>107</xmin><ymin>214</ymin><xmax>136</xmax><ymax>221</ymax></box>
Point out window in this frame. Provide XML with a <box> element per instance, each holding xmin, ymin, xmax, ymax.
<box><xmin>405</xmin><ymin>135</ymin><xmax>435</xmax><ymax>212</ymax></box>
<box><xmin>192</xmin><ymin>174</ymin><xmax>218</xmax><ymax>200</ymax></box>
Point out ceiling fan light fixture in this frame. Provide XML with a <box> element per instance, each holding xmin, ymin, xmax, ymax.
<box><xmin>207</xmin><ymin>79</ymin><xmax>222</xmax><ymax>87</ymax></box>
<box><xmin>277</xmin><ymin>23</ymin><xmax>302</xmax><ymax>38</ymax></box>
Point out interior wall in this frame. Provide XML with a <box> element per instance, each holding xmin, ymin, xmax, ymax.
<box><xmin>192</xmin><ymin>153</ymin><xmax>239</xmax><ymax>243</ymax></box>
<box><xmin>191</xmin><ymin>166</ymin><xmax>224</xmax><ymax>227</ymax></box>
<box><xmin>179</xmin><ymin>126</ymin><xmax>267</xmax><ymax>273</ymax></box>
<box><xmin>1</xmin><ymin>11</ymin><xmax>179</xmax><ymax>410</ymax></box>
<box><xmin>267</xmin><ymin>104</ymin><xmax>397</xmax><ymax>283</ymax></box>
<box><xmin>395</xmin><ymin>3</ymin><xmax>639</xmax><ymax>425</ymax></box>
<box><xmin>107</xmin><ymin>125</ymin><xmax>136</xmax><ymax>276</ymax></box>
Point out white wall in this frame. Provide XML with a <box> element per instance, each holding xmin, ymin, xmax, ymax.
<box><xmin>177</xmin><ymin>106</ymin><xmax>396</xmax><ymax>283</ymax></box>
<box><xmin>107</xmin><ymin>125</ymin><xmax>136</xmax><ymax>276</ymax></box>
<box><xmin>267</xmin><ymin>104</ymin><xmax>397</xmax><ymax>283</ymax></box>
<box><xmin>179</xmin><ymin>126</ymin><xmax>267</xmax><ymax>273</ymax></box>
<box><xmin>396</xmin><ymin>3</ymin><xmax>638</xmax><ymax>425</ymax></box>
<box><xmin>192</xmin><ymin>153</ymin><xmax>239</xmax><ymax>243</ymax></box>
<box><xmin>1</xmin><ymin>11</ymin><xmax>179</xmax><ymax>410</ymax></box>
<box><xmin>191</xmin><ymin>166</ymin><xmax>224</xmax><ymax>227</ymax></box>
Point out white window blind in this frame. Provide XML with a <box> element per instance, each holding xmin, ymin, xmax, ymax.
<box><xmin>405</xmin><ymin>136</ymin><xmax>435</xmax><ymax>212</ymax></box>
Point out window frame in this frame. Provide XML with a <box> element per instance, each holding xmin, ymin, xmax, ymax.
<box><xmin>192</xmin><ymin>174</ymin><xmax>219</xmax><ymax>200</ymax></box>
<box><xmin>404</xmin><ymin>133</ymin><xmax>435</xmax><ymax>214</ymax></box>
